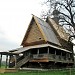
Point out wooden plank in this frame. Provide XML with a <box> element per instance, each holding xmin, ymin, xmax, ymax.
<box><xmin>30</xmin><ymin>60</ymin><xmax>49</xmax><ymax>62</ymax></box>
<box><xmin>21</xmin><ymin>16</ymin><xmax>34</xmax><ymax>46</ymax></box>
<box><xmin>33</xmin><ymin>15</ymin><xmax>47</xmax><ymax>42</ymax></box>
<box><xmin>24</xmin><ymin>40</ymin><xmax>46</xmax><ymax>46</ymax></box>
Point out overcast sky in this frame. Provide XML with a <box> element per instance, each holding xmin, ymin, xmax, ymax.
<box><xmin>0</xmin><ymin>0</ymin><xmax>75</xmax><ymax>53</ymax></box>
<box><xmin>0</xmin><ymin>0</ymin><xmax>46</xmax><ymax>52</ymax></box>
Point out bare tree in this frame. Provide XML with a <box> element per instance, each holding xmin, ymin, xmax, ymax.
<box><xmin>42</xmin><ymin>0</ymin><xmax>75</xmax><ymax>40</ymax></box>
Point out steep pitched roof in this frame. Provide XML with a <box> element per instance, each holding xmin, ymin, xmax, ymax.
<box><xmin>21</xmin><ymin>15</ymin><xmax>61</xmax><ymax>46</ymax></box>
<box><xmin>46</xmin><ymin>17</ymin><xmax>70</xmax><ymax>41</ymax></box>
<box><xmin>33</xmin><ymin>15</ymin><xmax>61</xmax><ymax>45</ymax></box>
<box><xmin>46</xmin><ymin>17</ymin><xmax>73</xmax><ymax>51</ymax></box>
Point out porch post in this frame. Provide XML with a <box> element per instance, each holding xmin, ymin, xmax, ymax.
<box><xmin>9</xmin><ymin>55</ymin><xmax>11</xmax><ymax>68</ymax></box>
<box><xmin>66</xmin><ymin>53</ymin><xmax>68</xmax><ymax>60</ymax></box>
<box><xmin>54</xmin><ymin>50</ymin><xmax>56</xmax><ymax>61</ymax></box>
<box><xmin>55</xmin><ymin>50</ymin><xmax>56</xmax><ymax>55</ymax></box>
<box><xmin>0</xmin><ymin>54</ymin><xmax>2</xmax><ymax>68</ymax></box>
<box><xmin>6</xmin><ymin>55</ymin><xmax>8</xmax><ymax>68</ymax></box>
<box><xmin>47</xmin><ymin>47</ymin><xmax>49</xmax><ymax>54</ymax></box>
<box><xmin>61</xmin><ymin>52</ymin><xmax>62</xmax><ymax>56</ymax></box>
<box><xmin>65</xmin><ymin>53</ymin><xmax>67</xmax><ymax>60</ymax></box>
<box><xmin>15</xmin><ymin>55</ymin><xmax>17</xmax><ymax>68</ymax></box>
<box><xmin>37</xmin><ymin>49</ymin><xmax>39</xmax><ymax>54</ymax></box>
<box><xmin>69</xmin><ymin>53</ymin><xmax>70</xmax><ymax>58</ymax></box>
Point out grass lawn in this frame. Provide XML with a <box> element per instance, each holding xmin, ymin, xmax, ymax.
<box><xmin>0</xmin><ymin>71</ymin><xmax>65</xmax><ymax>75</ymax></box>
<box><xmin>0</xmin><ymin>69</ymin><xmax>75</xmax><ymax>75</ymax></box>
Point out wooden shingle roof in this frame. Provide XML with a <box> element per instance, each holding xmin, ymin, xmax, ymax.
<box><xmin>46</xmin><ymin>16</ymin><xmax>70</xmax><ymax>41</ymax></box>
<box><xmin>21</xmin><ymin>15</ymin><xmax>61</xmax><ymax>46</ymax></box>
<box><xmin>10</xmin><ymin>15</ymin><xmax>73</xmax><ymax>53</ymax></box>
<box><xmin>33</xmin><ymin>15</ymin><xmax>61</xmax><ymax>46</ymax></box>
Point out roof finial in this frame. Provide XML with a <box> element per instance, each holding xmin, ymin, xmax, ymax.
<box><xmin>52</xmin><ymin>3</ymin><xmax>60</xmax><ymax>24</ymax></box>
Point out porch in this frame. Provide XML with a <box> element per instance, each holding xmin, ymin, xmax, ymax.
<box><xmin>8</xmin><ymin>44</ymin><xmax>74</xmax><ymax>68</ymax></box>
<box><xmin>0</xmin><ymin>52</ymin><xmax>18</xmax><ymax>68</ymax></box>
<box><xmin>29</xmin><ymin>47</ymin><xmax>73</xmax><ymax>63</ymax></box>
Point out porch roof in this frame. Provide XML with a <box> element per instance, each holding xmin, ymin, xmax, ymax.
<box><xmin>12</xmin><ymin>44</ymin><xmax>72</xmax><ymax>54</ymax></box>
<box><xmin>0</xmin><ymin>51</ymin><xmax>18</xmax><ymax>55</ymax></box>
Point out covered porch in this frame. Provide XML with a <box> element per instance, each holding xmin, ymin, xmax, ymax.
<box><xmin>0</xmin><ymin>52</ymin><xmax>18</xmax><ymax>68</ymax></box>
<box><xmin>11</xmin><ymin>44</ymin><xmax>74</xmax><ymax>68</ymax></box>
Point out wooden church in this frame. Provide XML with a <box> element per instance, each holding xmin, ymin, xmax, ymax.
<box><xmin>8</xmin><ymin>15</ymin><xmax>74</xmax><ymax>68</ymax></box>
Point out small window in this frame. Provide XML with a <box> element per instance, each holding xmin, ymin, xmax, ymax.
<box><xmin>39</xmin><ymin>38</ymin><xmax>41</xmax><ymax>40</ymax></box>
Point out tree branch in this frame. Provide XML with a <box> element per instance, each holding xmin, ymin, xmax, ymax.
<box><xmin>59</xmin><ymin>12</ymin><xmax>71</xmax><ymax>20</ymax></box>
<box><xmin>60</xmin><ymin>17</ymin><xmax>72</xmax><ymax>26</ymax></box>
<box><xmin>56</xmin><ymin>2</ymin><xmax>70</xmax><ymax>13</ymax></box>
<box><xmin>73</xmin><ymin>12</ymin><xmax>75</xmax><ymax>17</ymax></box>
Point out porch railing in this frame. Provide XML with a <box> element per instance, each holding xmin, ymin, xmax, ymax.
<box><xmin>32</xmin><ymin>54</ymin><xmax>73</xmax><ymax>63</ymax></box>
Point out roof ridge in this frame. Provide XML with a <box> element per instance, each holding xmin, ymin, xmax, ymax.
<box><xmin>32</xmin><ymin>14</ymin><xmax>45</xmax><ymax>22</ymax></box>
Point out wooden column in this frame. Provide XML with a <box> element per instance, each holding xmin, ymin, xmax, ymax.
<box><xmin>9</xmin><ymin>55</ymin><xmax>11</xmax><ymax>68</ymax></box>
<box><xmin>69</xmin><ymin>53</ymin><xmax>70</xmax><ymax>58</ymax></box>
<box><xmin>47</xmin><ymin>47</ymin><xmax>49</xmax><ymax>54</ymax></box>
<box><xmin>0</xmin><ymin>54</ymin><xmax>2</xmax><ymax>68</ymax></box>
<box><xmin>54</xmin><ymin>50</ymin><xmax>56</xmax><ymax>60</ymax></box>
<box><xmin>37</xmin><ymin>49</ymin><xmax>39</xmax><ymax>54</ymax></box>
<box><xmin>54</xmin><ymin>50</ymin><xmax>56</xmax><ymax>63</ymax></box>
<box><xmin>55</xmin><ymin>50</ymin><xmax>56</xmax><ymax>55</ymax></box>
<box><xmin>15</xmin><ymin>55</ymin><xmax>17</xmax><ymax>68</ymax></box>
<box><xmin>61</xmin><ymin>52</ymin><xmax>62</xmax><ymax>56</ymax></box>
<box><xmin>6</xmin><ymin>55</ymin><xmax>8</xmax><ymax>68</ymax></box>
<box><xmin>65</xmin><ymin>53</ymin><xmax>67</xmax><ymax>59</ymax></box>
<box><xmin>29</xmin><ymin>52</ymin><xmax>31</xmax><ymax>56</ymax></box>
<box><xmin>0</xmin><ymin>54</ymin><xmax>1</xmax><ymax>68</ymax></box>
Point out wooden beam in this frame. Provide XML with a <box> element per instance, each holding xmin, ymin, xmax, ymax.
<box><xmin>47</xmin><ymin>47</ymin><xmax>49</xmax><ymax>54</ymax></box>
<box><xmin>9</xmin><ymin>55</ymin><xmax>11</xmax><ymax>68</ymax></box>
<box><xmin>15</xmin><ymin>55</ymin><xmax>17</xmax><ymax>68</ymax></box>
<box><xmin>30</xmin><ymin>59</ymin><xmax>49</xmax><ymax>62</ymax></box>
<box><xmin>37</xmin><ymin>49</ymin><xmax>39</xmax><ymax>54</ymax></box>
<box><xmin>55</xmin><ymin>50</ymin><xmax>56</xmax><ymax>55</ymax></box>
<box><xmin>5</xmin><ymin>55</ymin><xmax>8</xmax><ymax>68</ymax></box>
<box><xmin>0</xmin><ymin>54</ymin><xmax>2</xmax><ymax>68</ymax></box>
<box><xmin>61</xmin><ymin>52</ymin><xmax>62</xmax><ymax>56</ymax></box>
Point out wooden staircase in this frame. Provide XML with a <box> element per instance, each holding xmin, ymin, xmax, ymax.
<box><xmin>15</xmin><ymin>55</ymin><xmax>30</xmax><ymax>68</ymax></box>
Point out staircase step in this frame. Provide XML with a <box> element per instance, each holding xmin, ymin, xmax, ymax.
<box><xmin>15</xmin><ymin>56</ymin><xmax>30</xmax><ymax>68</ymax></box>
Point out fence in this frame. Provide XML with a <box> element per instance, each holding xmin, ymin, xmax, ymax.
<box><xmin>19</xmin><ymin>68</ymin><xmax>75</xmax><ymax>75</ymax></box>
